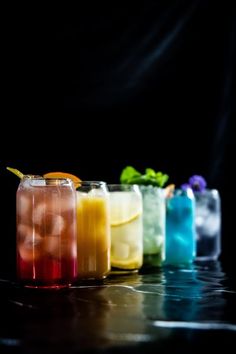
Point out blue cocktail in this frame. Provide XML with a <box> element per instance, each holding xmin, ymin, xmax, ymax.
<box><xmin>165</xmin><ymin>188</ymin><xmax>196</xmax><ymax>266</ymax></box>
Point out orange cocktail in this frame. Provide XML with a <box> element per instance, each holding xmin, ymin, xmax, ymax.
<box><xmin>76</xmin><ymin>182</ymin><xmax>110</xmax><ymax>280</ymax></box>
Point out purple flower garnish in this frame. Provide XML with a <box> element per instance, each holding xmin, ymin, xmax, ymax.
<box><xmin>188</xmin><ymin>175</ymin><xmax>207</xmax><ymax>192</ymax></box>
<box><xmin>181</xmin><ymin>183</ymin><xmax>191</xmax><ymax>191</ymax></box>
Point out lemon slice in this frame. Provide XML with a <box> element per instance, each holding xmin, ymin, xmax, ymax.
<box><xmin>6</xmin><ymin>167</ymin><xmax>24</xmax><ymax>179</ymax></box>
<box><xmin>110</xmin><ymin>191</ymin><xmax>142</xmax><ymax>227</ymax></box>
<box><xmin>111</xmin><ymin>211</ymin><xmax>141</xmax><ymax>227</ymax></box>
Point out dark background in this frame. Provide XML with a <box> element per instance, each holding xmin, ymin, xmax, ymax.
<box><xmin>1</xmin><ymin>1</ymin><xmax>235</xmax><ymax>278</ymax></box>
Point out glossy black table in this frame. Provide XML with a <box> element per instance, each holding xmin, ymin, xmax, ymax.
<box><xmin>1</xmin><ymin>261</ymin><xmax>235</xmax><ymax>353</ymax></box>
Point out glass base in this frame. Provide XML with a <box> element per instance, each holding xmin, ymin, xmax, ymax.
<box><xmin>195</xmin><ymin>255</ymin><xmax>219</xmax><ymax>261</ymax></box>
<box><xmin>19</xmin><ymin>279</ymin><xmax>72</xmax><ymax>289</ymax></box>
<box><xmin>24</xmin><ymin>284</ymin><xmax>71</xmax><ymax>290</ymax></box>
<box><xmin>76</xmin><ymin>274</ymin><xmax>108</xmax><ymax>281</ymax></box>
<box><xmin>110</xmin><ymin>268</ymin><xmax>139</xmax><ymax>275</ymax></box>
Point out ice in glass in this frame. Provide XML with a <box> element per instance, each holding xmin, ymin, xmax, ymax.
<box><xmin>140</xmin><ymin>186</ymin><xmax>166</xmax><ymax>267</ymax></box>
<box><xmin>165</xmin><ymin>188</ymin><xmax>196</xmax><ymax>265</ymax></box>
<box><xmin>195</xmin><ymin>189</ymin><xmax>221</xmax><ymax>260</ymax></box>
<box><xmin>109</xmin><ymin>185</ymin><xmax>143</xmax><ymax>271</ymax></box>
<box><xmin>16</xmin><ymin>176</ymin><xmax>77</xmax><ymax>288</ymax></box>
<box><xmin>76</xmin><ymin>182</ymin><xmax>110</xmax><ymax>280</ymax></box>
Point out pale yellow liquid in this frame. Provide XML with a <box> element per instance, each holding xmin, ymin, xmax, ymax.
<box><xmin>76</xmin><ymin>193</ymin><xmax>110</xmax><ymax>280</ymax></box>
<box><xmin>110</xmin><ymin>191</ymin><xmax>143</xmax><ymax>270</ymax></box>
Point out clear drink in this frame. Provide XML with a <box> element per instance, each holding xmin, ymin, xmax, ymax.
<box><xmin>165</xmin><ymin>188</ymin><xmax>196</xmax><ymax>265</ymax></box>
<box><xmin>76</xmin><ymin>182</ymin><xmax>110</xmax><ymax>280</ymax></box>
<box><xmin>16</xmin><ymin>176</ymin><xmax>77</xmax><ymax>288</ymax></box>
<box><xmin>195</xmin><ymin>189</ymin><xmax>221</xmax><ymax>260</ymax></box>
<box><xmin>140</xmin><ymin>186</ymin><xmax>165</xmax><ymax>267</ymax></box>
<box><xmin>109</xmin><ymin>185</ymin><xmax>143</xmax><ymax>271</ymax></box>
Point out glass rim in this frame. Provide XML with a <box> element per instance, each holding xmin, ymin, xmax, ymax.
<box><xmin>22</xmin><ymin>175</ymin><xmax>72</xmax><ymax>182</ymax></box>
<box><xmin>76</xmin><ymin>181</ymin><xmax>106</xmax><ymax>186</ymax></box>
<box><xmin>107</xmin><ymin>184</ymin><xmax>141</xmax><ymax>192</ymax></box>
<box><xmin>193</xmin><ymin>188</ymin><xmax>219</xmax><ymax>194</ymax></box>
<box><xmin>107</xmin><ymin>183</ymin><xmax>139</xmax><ymax>187</ymax></box>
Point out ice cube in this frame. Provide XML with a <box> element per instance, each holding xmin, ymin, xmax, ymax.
<box><xmin>18</xmin><ymin>231</ymin><xmax>42</xmax><ymax>261</ymax></box>
<box><xmin>201</xmin><ymin>213</ymin><xmax>220</xmax><ymax>237</ymax></box>
<box><xmin>17</xmin><ymin>195</ymin><xmax>30</xmax><ymax>215</ymax></box>
<box><xmin>130</xmin><ymin>245</ymin><xmax>142</xmax><ymax>258</ymax></box>
<box><xmin>143</xmin><ymin>233</ymin><xmax>163</xmax><ymax>254</ymax></box>
<box><xmin>196</xmin><ymin>204</ymin><xmax>211</xmax><ymax>228</ymax></box>
<box><xmin>155</xmin><ymin>235</ymin><xmax>164</xmax><ymax>249</ymax></box>
<box><xmin>196</xmin><ymin>204</ymin><xmax>210</xmax><ymax>218</ymax></box>
<box><xmin>196</xmin><ymin>215</ymin><xmax>205</xmax><ymax>228</ymax></box>
<box><xmin>50</xmin><ymin>214</ymin><xmax>65</xmax><ymax>236</ymax></box>
<box><xmin>113</xmin><ymin>242</ymin><xmax>130</xmax><ymax>259</ymax></box>
<box><xmin>33</xmin><ymin>203</ymin><xmax>65</xmax><ymax>235</ymax></box>
<box><xmin>59</xmin><ymin>196</ymin><xmax>75</xmax><ymax>212</ymax></box>
<box><xmin>33</xmin><ymin>202</ymin><xmax>47</xmax><ymax>225</ymax></box>
<box><xmin>17</xmin><ymin>224</ymin><xmax>32</xmax><ymax>240</ymax></box>
<box><xmin>43</xmin><ymin>236</ymin><xmax>60</xmax><ymax>256</ymax></box>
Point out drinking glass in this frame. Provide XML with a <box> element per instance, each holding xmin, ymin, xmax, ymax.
<box><xmin>76</xmin><ymin>181</ymin><xmax>110</xmax><ymax>280</ymax></box>
<box><xmin>165</xmin><ymin>188</ymin><xmax>196</xmax><ymax>266</ymax></box>
<box><xmin>16</xmin><ymin>176</ymin><xmax>77</xmax><ymax>288</ymax></box>
<box><xmin>194</xmin><ymin>189</ymin><xmax>221</xmax><ymax>260</ymax></box>
<box><xmin>140</xmin><ymin>186</ymin><xmax>166</xmax><ymax>267</ymax></box>
<box><xmin>108</xmin><ymin>184</ymin><xmax>143</xmax><ymax>272</ymax></box>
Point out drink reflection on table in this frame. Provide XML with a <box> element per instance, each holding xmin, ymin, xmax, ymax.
<box><xmin>162</xmin><ymin>261</ymin><xmax>226</xmax><ymax>323</ymax></box>
<box><xmin>142</xmin><ymin>261</ymin><xmax>229</xmax><ymax>343</ymax></box>
<box><xmin>69</xmin><ymin>276</ymin><xmax>146</xmax><ymax>347</ymax></box>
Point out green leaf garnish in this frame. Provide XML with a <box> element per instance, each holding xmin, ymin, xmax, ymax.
<box><xmin>120</xmin><ymin>166</ymin><xmax>169</xmax><ymax>187</ymax></box>
<box><xmin>145</xmin><ymin>168</ymin><xmax>156</xmax><ymax>178</ymax></box>
<box><xmin>120</xmin><ymin>166</ymin><xmax>141</xmax><ymax>184</ymax></box>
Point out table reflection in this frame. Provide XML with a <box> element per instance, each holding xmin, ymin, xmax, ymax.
<box><xmin>0</xmin><ymin>261</ymin><xmax>236</xmax><ymax>353</ymax></box>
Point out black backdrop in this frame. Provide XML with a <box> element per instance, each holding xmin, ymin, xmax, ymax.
<box><xmin>1</xmin><ymin>1</ymin><xmax>235</xmax><ymax>277</ymax></box>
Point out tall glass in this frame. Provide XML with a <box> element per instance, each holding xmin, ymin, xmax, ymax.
<box><xmin>16</xmin><ymin>176</ymin><xmax>77</xmax><ymax>288</ymax></box>
<box><xmin>165</xmin><ymin>188</ymin><xmax>196</xmax><ymax>265</ymax></box>
<box><xmin>140</xmin><ymin>186</ymin><xmax>166</xmax><ymax>267</ymax></box>
<box><xmin>108</xmin><ymin>184</ymin><xmax>143</xmax><ymax>271</ymax></box>
<box><xmin>76</xmin><ymin>181</ymin><xmax>110</xmax><ymax>280</ymax></box>
<box><xmin>195</xmin><ymin>189</ymin><xmax>221</xmax><ymax>260</ymax></box>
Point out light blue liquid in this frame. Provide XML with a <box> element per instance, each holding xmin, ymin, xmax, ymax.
<box><xmin>165</xmin><ymin>190</ymin><xmax>196</xmax><ymax>266</ymax></box>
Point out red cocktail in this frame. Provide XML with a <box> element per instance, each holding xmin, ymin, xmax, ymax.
<box><xmin>16</xmin><ymin>176</ymin><xmax>77</xmax><ymax>288</ymax></box>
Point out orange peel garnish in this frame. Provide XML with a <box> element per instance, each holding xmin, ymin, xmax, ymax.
<box><xmin>43</xmin><ymin>172</ymin><xmax>81</xmax><ymax>189</ymax></box>
<box><xmin>165</xmin><ymin>184</ymin><xmax>175</xmax><ymax>198</ymax></box>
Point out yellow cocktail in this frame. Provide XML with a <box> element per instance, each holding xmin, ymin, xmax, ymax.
<box><xmin>76</xmin><ymin>182</ymin><xmax>110</xmax><ymax>280</ymax></box>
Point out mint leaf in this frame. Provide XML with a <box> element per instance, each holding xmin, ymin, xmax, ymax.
<box><xmin>120</xmin><ymin>166</ymin><xmax>141</xmax><ymax>184</ymax></box>
<box><xmin>145</xmin><ymin>168</ymin><xmax>156</xmax><ymax>178</ymax></box>
<box><xmin>156</xmin><ymin>173</ymin><xmax>169</xmax><ymax>187</ymax></box>
<box><xmin>120</xmin><ymin>166</ymin><xmax>169</xmax><ymax>187</ymax></box>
